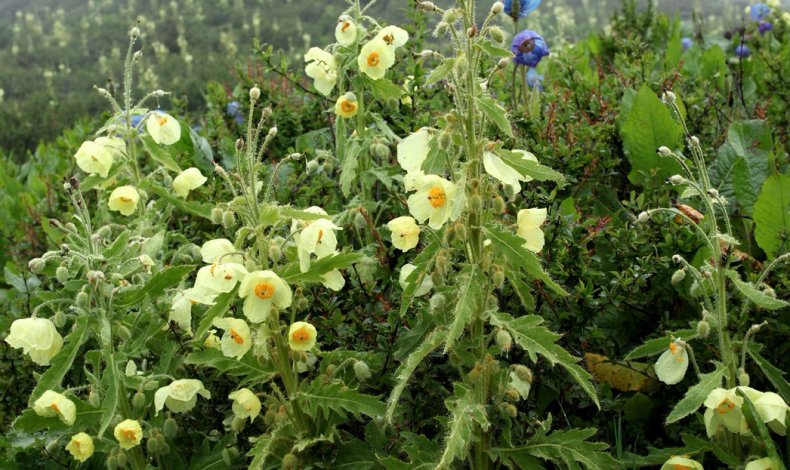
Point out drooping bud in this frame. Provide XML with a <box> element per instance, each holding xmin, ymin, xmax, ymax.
<box><xmin>305</xmin><ymin>159</ymin><xmax>320</xmax><ymax>175</ymax></box>
<box><xmin>657</xmin><ymin>146</ymin><xmax>672</xmax><ymax>157</ymax></box>
<box><xmin>132</xmin><ymin>391</ymin><xmax>146</xmax><ymax>411</ymax></box>
<box><xmin>668</xmin><ymin>174</ymin><xmax>685</xmax><ymax>185</ymax></box>
<box><xmin>497</xmin><ymin>57</ymin><xmax>510</xmax><ymax>69</ymax></box>
<box><xmin>662</xmin><ymin>91</ymin><xmax>676</xmax><ymax>104</ymax></box>
<box><xmin>696</xmin><ymin>319</ymin><xmax>710</xmax><ymax>339</ymax></box>
<box><xmin>672</xmin><ymin>254</ymin><xmax>683</xmax><ymax>264</ymax></box>
<box><xmin>235</xmin><ymin>138</ymin><xmax>244</xmax><ymax>152</ymax></box>
<box><xmin>690</xmin><ymin>136</ymin><xmax>700</xmax><ymax>146</ymax></box>
<box><xmin>282</xmin><ymin>453</ymin><xmax>298</xmax><ymax>470</ymax></box>
<box><xmin>495</xmin><ymin>329</ymin><xmax>512</xmax><ymax>352</ymax></box>
<box><xmin>671</xmin><ymin>269</ymin><xmax>686</xmax><ymax>285</ymax></box>
<box><xmin>707</xmin><ymin>188</ymin><xmax>719</xmax><ymax>198</ymax></box>
<box><xmin>490</xmin><ymin>1</ymin><xmax>504</xmax><ymax>15</ymax></box>
<box><xmin>222</xmin><ymin>211</ymin><xmax>236</xmax><ymax>229</ymax></box>
<box><xmin>419</xmin><ymin>1</ymin><xmax>438</xmax><ymax>11</ymax></box>
<box><xmin>163</xmin><ymin>417</ymin><xmax>178</xmax><ymax>438</ymax></box>
<box><xmin>353</xmin><ymin>361</ymin><xmax>372</xmax><ymax>381</ymax></box>
<box><xmin>434</xmin><ymin>22</ymin><xmax>450</xmax><ymax>37</ymax></box>
<box><xmin>492</xmin><ymin>269</ymin><xmax>505</xmax><ymax>290</ymax></box>
<box><xmin>28</xmin><ymin>257</ymin><xmax>46</xmax><ymax>273</ymax></box>
<box><xmin>130</xmin><ymin>26</ymin><xmax>140</xmax><ymax>39</ymax></box>
<box><xmin>493</xmin><ymin>195</ymin><xmax>506</xmax><ymax>213</ymax></box>
<box><xmin>738</xmin><ymin>367</ymin><xmax>750</xmax><ymax>387</ymax></box>
<box><xmin>54</xmin><ymin>310</ymin><xmax>67</xmax><ymax>328</ymax></box>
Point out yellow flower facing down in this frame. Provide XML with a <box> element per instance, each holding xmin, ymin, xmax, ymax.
<box><xmin>33</xmin><ymin>390</ymin><xmax>76</xmax><ymax>426</ymax></box>
<box><xmin>238</xmin><ymin>270</ymin><xmax>292</xmax><ymax>322</ymax></box>
<box><xmin>745</xmin><ymin>457</ymin><xmax>781</xmax><ymax>470</ymax></box>
<box><xmin>407</xmin><ymin>174</ymin><xmax>458</xmax><ymax>229</ymax></box>
<box><xmin>335</xmin><ymin>16</ymin><xmax>357</xmax><ymax>46</ymax></box>
<box><xmin>290</xmin><ymin>205</ymin><xmax>329</xmax><ymax>233</ymax></box>
<box><xmin>154</xmin><ymin>378</ymin><xmax>211</xmax><ymax>415</ymax></box>
<box><xmin>397</xmin><ymin>129</ymin><xmax>431</xmax><ymax>174</ymax></box>
<box><xmin>229</xmin><ymin>388</ymin><xmax>261</xmax><ymax>421</ymax></box>
<box><xmin>335</xmin><ymin>92</ymin><xmax>359</xmax><ymax>118</ymax></box>
<box><xmin>201</xmin><ymin>238</ymin><xmax>244</xmax><ymax>264</ymax></box>
<box><xmin>146</xmin><ymin>111</ymin><xmax>181</xmax><ymax>145</ymax></box>
<box><xmin>516</xmin><ymin>208</ymin><xmax>547</xmax><ymax>253</ymax></box>
<box><xmin>320</xmin><ymin>269</ymin><xmax>345</xmax><ymax>291</ymax></box>
<box><xmin>654</xmin><ymin>339</ymin><xmax>689</xmax><ymax>385</ymax></box>
<box><xmin>375</xmin><ymin>25</ymin><xmax>409</xmax><ymax>49</ymax></box>
<box><xmin>65</xmin><ymin>432</ymin><xmax>94</xmax><ymax>462</ymax></box>
<box><xmin>288</xmin><ymin>321</ymin><xmax>317</xmax><ymax>351</ymax></box>
<box><xmin>173</xmin><ymin>167</ymin><xmax>207</xmax><ymax>198</ymax></box>
<box><xmin>357</xmin><ymin>38</ymin><xmax>396</xmax><ymax>80</ymax></box>
<box><xmin>399</xmin><ymin>263</ymin><xmax>433</xmax><ymax>297</ymax></box>
<box><xmin>169</xmin><ymin>290</ymin><xmax>195</xmax><ymax>335</ymax></box>
<box><xmin>194</xmin><ymin>262</ymin><xmax>249</xmax><ymax>294</ymax></box>
<box><xmin>483</xmin><ymin>150</ymin><xmax>538</xmax><ymax>194</ymax></box>
<box><xmin>304</xmin><ymin>47</ymin><xmax>337</xmax><ymax>96</ymax></box>
<box><xmin>659</xmin><ymin>456</ymin><xmax>703</xmax><ymax>470</ymax></box>
<box><xmin>213</xmin><ymin>317</ymin><xmax>252</xmax><ymax>359</ymax></box>
<box><xmin>753</xmin><ymin>391</ymin><xmax>789</xmax><ymax>435</ymax></box>
<box><xmin>703</xmin><ymin>387</ymin><xmax>746</xmax><ymax>437</ymax></box>
<box><xmin>74</xmin><ymin>140</ymin><xmax>113</xmax><ymax>178</ymax></box>
<box><xmin>114</xmin><ymin>419</ymin><xmax>143</xmax><ymax>449</ymax></box>
<box><xmin>108</xmin><ymin>185</ymin><xmax>140</xmax><ymax>216</ymax></box>
<box><xmin>387</xmin><ymin>216</ymin><xmax>420</xmax><ymax>252</ymax></box>
<box><xmin>5</xmin><ymin>317</ymin><xmax>63</xmax><ymax>366</ymax></box>
<box><xmin>296</xmin><ymin>218</ymin><xmax>341</xmax><ymax>272</ymax></box>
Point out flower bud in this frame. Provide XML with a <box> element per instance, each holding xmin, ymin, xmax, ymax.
<box><xmin>429</xmin><ymin>293</ymin><xmax>447</xmax><ymax>313</ymax></box>
<box><xmin>146</xmin><ymin>434</ymin><xmax>160</xmax><ymax>454</ymax></box>
<box><xmin>133</xmin><ymin>50</ymin><xmax>143</xmax><ymax>62</ymax></box>
<box><xmin>442</xmin><ymin>9</ymin><xmax>460</xmax><ymax>23</ymax></box>
<box><xmin>76</xmin><ymin>291</ymin><xmax>90</xmax><ymax>308</ymax></box>
<box><xmin>497</xmin><ymin>57</ymin><xmax>510</xmax><ymax>69</ymax></box>
<box><xmin>130</xmin><ymin>26</ymin><xmax>140</xmax><ymax>39</ymax></box>
<box><xmin>492</xmin><ymin>269</ymin><xmax>505</xmax><ymax>289</ymax></box>
<box><xmin>268</xmin><ymin>126</ymin><xmax>278</xmax><ymax>137</ymax></box>
<box><xmin>503</xmin><ymin>387</ymin><xmax>520</xmax><ymax>402</ymax></box>
<box><xmin>467</xmin><ymin>25</ymin><xmax>478</xmax><ymax>37</ymax></box>
<box><xmin>493</xmin><ymin>195</ymin><xmax>506</xmax><ymax>213</ymax></box>
<box><xmin>495</xmin><ymin>329</ymin><xmax>512</xmax><ymax>352</ymax></box>
<box><xmin>671</xmin><ymin>269</ymin><xmax>686</xmax><ymax>285</ymax></box>
<box><xmin>282</xmin><ymin>453</ymin><xmax>298</xmax><ymax>470</ymax></box>
<box><xmin>231</xmin><ymin>417</ymin><xmax>246</xmax><ymax>433</ymax></box>
<box><xmin>690</xmin><ymin>136</ymin><xmax>700</xmax><ymax>146</ymax></box>
<box><xmin>210</xmin><ymin>207</ymin><xmax>224</xmax><ymax>224</ymax></box>
<box><xmin>657</xmin><ymin>146</ymin><xmax>672</xmax><ymax>157</ymax></box>
<box><xmin>491</xmin><ymin>1</ymin><xmax>504</xmax><ymax>14</ymax></box>
<box><xmin>222</xmin><ymin>211</ymin><xmax>236</xmax><ymax>229</ymax></box>
<box><xmin>454</xmin><ymin>55</ymin><xmax>468</xmax><ymax>76</ymax></box>
<box><xmin>305</xmin><ymin>159</ymin><xmax>320</xmax><ymax>175</ymax></box>
<box><xmin>268</xmin><ymin>244</ymin><xmax>282</xmax><ymax>262</ymax></box>
<box><xmin>353</xmin><ymin>211</ymin><xmax>367</xmax><ymax>230</ymax></box>
<box><xmin>470</xmin><ymin>195</ymin><xmax>483</xmax><ymax>212</ymax></box>
<box><xmin>372</xmin><ymin>143</ymin><xmax>390</xmax><ymax>159</ymax></box>
<box><xmin>54</xmin><ymin>310</ymin><xmax>67</xmax><ymax>328</ymax></box>
<box><xmin>455</xmin><ymin>223</ymin><xmax>467</xmax><ymax>241</ymax></box>
<box><xmin>738</xmin><ymin>368</ymin><xmax>750</xmax><ymax>387</ymax></box>
<box><xmin>707</xmin><ymin>188</ymin><xmax>719</xmax><ymax>198</ymax></box>
<box><xmin>132</xmin><ymin>391</ymin><xmax>146</xmax><ymax>411</ymax></box>
<box><xmin>696</xmin><ymin>319</ymin><xmax>710</xmax><ymax>339</ymax></box>
<box><xmin>502</xmin><ymin>402</ymin><xmax>518</xmax><ymax>417</ymax></box>
<box><xmin>488</xmin><ymin>26</ymin><xmax>505</xmax><ymax>43</ymax></box>
<box><xmin>672</xmin><ymin>254</ymin><xmax>682</xmax><ymax>264</ymax></box>
<box><xmin>663</xmin><ymin>91</ymin><xmax>676</xmax><ymax>104</ymax></box>
<box><xmin>668</xmin><ymin>174</ymin><xmax>685</xmax><ymax>185</ymax></box>
<box><xmin>163</xmin><ymin>417</ymin><xmax>178</xmax><ymax>438</ymax></box>
<box><xmin>438</xmin><ymin>131</ymin><xmax>453</xmax><ymax>149</ymax></box>
<box><xmin>87</xmin><ymin>270</ymin><xmax>105</xmax><ymax>285</ymax></box>
<box><xmin>28</xmin><ymin>257</ymin><xmax>46</xmax><ymax>273</ymax></box>
<box><xmin>419</xmin><ymin>1</ymin><xmax>438</xmax><ymax>11</ymax></box>
<box><xmin>235</xmin><ymin>138</ymin><xmax>244</xmax><ymax>152</ymax></box>
<box><xmin>249</xmin><ymin>84</ymin><xmax>261</xmax><ymax>101</ymax></box>
<box><xmin>419</xmin><ymin>49</ymin><xmax>435</xmax><ymax>59</ymax></box>
<box><xmin>434</xmin><ymin>22</ymin><xmax>450</xmax><ymax>37</ymax></box>
<box><xmin>353</xmin><ymin>361</ymin><xmax>372</xmax><ymax>381</ymax></box>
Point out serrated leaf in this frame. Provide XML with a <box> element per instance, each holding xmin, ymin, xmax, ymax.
<box><xmin>248</xmin><ymin>424</ymin><xmax>290</xmax><ymax>470</ymax></box>
<box><xmin>141</xmin><ymin>135</ymin><xmax>182</xmax><ymax>172</ymax></box>
<box><xmin>475</xmin><ymin>40</ymin><xmax>513</xmax><ymax>58</ymax></box>
<box><xmin>508</xmin><ymin>271</ymin><xmax>535</xmax><ymax>311</ymax></box>
<box><xmin>477</xmin><ymin>96</ymin><xmax>513</xmax><ymax>138</ymax></box>
<box><xmin>114</xmin><ymin>264</ymin><xmax>196</xmax><ymax>307</ymax></box>
<box><xmin>299</xmin><ymin>382</ymin><xmax>385</xmax><ymax>419</ymax></box>
<box><xmin>490</xmin><ymin>312</ymin><xmax>599</xmax><ymax>408</ymax></box>
<box><xmin>437</xmin><ymin>387</ymin><xmax>489</xmax><ymax>469</ymax></box>
<box><xmin>280</xmin><ymin>206</ymin><xmax>331</xmax><ymax>221</ymax></box>
<box><xmin>625</xmin><ymin>328</ymin><xmax>697</xmax><ymax>360</ymax></box>
<box><xmin>491</xmin><ymin>428</ymin><xmax>618</xmax><ymax>469</ymax></box>
<box><xmin>104</xmin><ymin>230</ymin><xmax>131</xmax><ymax>259</ymax></box>
<box><xmin>280</xmin><ymin>252</ymin><xmax>362</xmax><ymax>283</ymax></box>
<box><xmin>185</xmin><ymin>348</ymin><xmax>275</xmax><ymax>385</ymax></box>
<box><xmin>98</xmin><ymin>353</ymin><xmax>120</xmax><ymax>438</ymax></box>
<box><xmin>340</xmin><ymin>140</ymin><xmax>361</xmax><ymax>197</ymax></box>
<box><xmin>495</xmin><ymin>150</ymin><xmax>565</xmax><ymax>183</ymax></box>
<box><xmin>444</xmin><ymin>267</ymin><xmax>483</xmax><ymax>353</ymax></box>
<box><xmin>748</xmin><ymin>344</ymin><xmax>790</xmax><ymax>402</ymax></box>
<box><xmin>725</xmin><ymin>270</ymin><xmax>788</xmax><ymax>310</ymax></box>
<box><xmin>29</xmin><ymin>316</ymin><xmax>89</xmax><ymax>405</ymax></box>
<box><xmin>425</xmin><ymin>58</ymin><xmax>455</xmax><ymax>86</ymax></box>
<box><xmin>387</xmin><ymin>328</ymin><xmax>446</xmax><ymax>422</ymax></box>
<box><xmin>483</xmin><ymin>226</ymin><xmax>567</xmax><ymax>296</ymax></box>
<box><xmin>754</xmin><ymin>174</ymin><xmax>790</xmax><ymax>258</ymax></box>
<box><xmin>666</xmin><ymin>364</ymin><xmax>725</xmax><ymax>424</ymax></box>
<box><xmin>147</xmin><ymin>184</ymin><xmax>213</xmax><ymax>219</ymax></box>
<box><xmin>362</xmin><ymin>76</ymin><xmax>403</xmax><ymax>101</ymax></box>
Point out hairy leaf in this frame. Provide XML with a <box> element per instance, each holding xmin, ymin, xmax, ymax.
<box><xmin>387</xmin><ymin>328</ymin><xmax>446</xmax><ymax>422</ymax></box>
<box><xmin>726</xmin><ymin>270</ymin><xmax>789</xmax><ymax>310</ymax></box>
<box><xmin>491</xmin><ymin>428</ymin><xmax>618</xmax><ymax>469</ymax></box>
<box><xmin>477</xmin><ymin>96</ymin><xmax>514</xmax><ymax>138</ymax></box>
<box><xmin>299</xmin><ymin>382</ymin><xmax>386</xmax><ymax>419</ymax></box>
<box><xmin>444</xmin><ymin>267</ymin><xmax>484</xmax><ymax>353</ymax></box>
<box><xmin>666</xmin><ymin>364</ymin><xmax>725</xmax><ymax>424</ymax></box>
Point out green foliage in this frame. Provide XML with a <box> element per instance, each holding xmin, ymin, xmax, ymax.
<box><xmin>665</xmin><ymin>365</ymin><xmax>725</xmax><ymax>424</ymax></box>
<box><xmin>754</xmin><ymin>174</ymin><xmax>790</xmax><ymax>258</ymax></box>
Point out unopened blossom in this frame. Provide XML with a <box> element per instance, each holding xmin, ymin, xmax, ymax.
<box><xmin>407</xmin><ymin>174</ymin><xmax>458</xmax><ymax>229</ymax></box>
<box><xmin>33</xmin><ymin>390</ymin><xmax>76</xmax><ymax>426</ymax></box>
<box><xmin>146</xmin><ymin>111</ymin><xmax>181</xmax><ymax>145</ymax></box>
<box><xmin>65</xmin><ymin>432</ymin><xmax>94</xmax><ymax>462</ymax></box>
<box><xmin>74</xmin><ymin>140</ymin><xmax>113</xmax><ymax>178</ymax></box>
<box><xmin>5</xmin><ymin>317</ymin><xmax>63</xmax><ymax>366</ymax></box>
<box><xmin>517</xmin><ymin>208</ymin><xmax>546</xmax><ymax>253</ymax></box>
<box><xmin>229</xmin><ymin>388</ymin><xmax>261</xmax><ymax>421</ymax></box>
<box><xmin>238</xmin><ymin>270</ymin><xmax>292</xmax><ymax>322</ymax></box>
<box><xmin>114</xmin><ymin>419</ymin><xmax>143</xmax><ymax>449</ymax></box>
<box><xmin>288</xmin><ymin>321</ymin><xmax>318</xmax><ymax>351</ymax></box>
<box><xmin>154</xmin><ymin>379</ymin><xmax>211</xmax><ymax>415</ymax></box>
<box><xmin>213</xmin><ymin>317</ymin><xmax>252</xmax><ymax>359</ymax></box>
<box><xmin>654</xmin><ymin>339</ymin><xmax>689</xmax><ymax>385</ymax></box>
<box><xmin>173</xmin><ymin>167</ymin><xmax>207</xmax><ymax>198</ymax></box>
<box><xmin>387</xmin><ymin>216</ymin><xmax>420</xmax><ymax>252</ymax></box>
<box><xmin>108</xmin><ymin>185</ymin><xmax>140</xmax><ymax>216</ymax></box>
<box><xmin>304</xmin><ymin>48</ymin><xmax>337</xmax><ymax>96</ymax></box>
<box><xmin>358</xmin><ymin>38</ymin><xmax>396</xmax><ymax>80</ymax></box>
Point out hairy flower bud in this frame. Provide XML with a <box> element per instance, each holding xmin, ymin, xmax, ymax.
<box><xmin>54</xmin><ymin>310</ymin><xmax>67</xmax><ymax>328</ymax></box>
<box><xmin>222</xmin><ymin>211</ymin><xmax>236</xmax><ymax>229</ymax></box>
<box><xmin>495</xmin><ymin>329</ymin><xmax>512</xmax><ymax>352</ymax></box>
<box><xmin>696</xmin><ymin>319</ymin><xmax>710</xmax><ymax>339</ymax></box>
<box><xmin>235</xmin><ymin>138</ymin><xmax>244</xmax><ymax>152</ymax></box>
<box><xmin>419</xmin><ymin>1</ymin><xmax>438</xmax><ymax>11</ymax></box>
<box><xmin>429</xmin><ymin>292</ymin><xmax>446</xmax><ymax>313</ymax></box>
<box><xmin>671</xmin><ymin>269</ymin><xmax>686</xmax><ymax>285</ymax></box>
<box><xmin>305</xmin><ymin>159</ymin><xmax>320</xmax><ymax>175</ymax></box>
<box><xmin>690</xmin><ymin>136</ymin><xmax>700</xmax><ymax>146</ymax></box>
<box><xmin>353</xmin><ymin>361</ymin><xmax>372</xmax><ymax>381</ymax></box>
<box><xmin>434</xmin><ymin>22</ymin><xmax>450</xmax><ymax>37</ymax></box>
<box><xmin>210</xmin><ymin>207</ymin><xmax>224</xmax><ymax>224</ymax></box>
<box><xmin>132</xmin><ymin>391</ymin><xmax>146</xmax><ymax>411</ymax></box>
<box><xmin>707</xmin><ymin>188</ymin><xmax>719</xmax><ymax>198</ymax></box>
<box><xmin>657</xmin><ymin>146</ymin><xmax>672</xmax><ymax>157</ymax></box>
<box><xmin>668</xmin><ymin>174</ymin><xmax>685</xmax><ymax>185</ymax></box>
<box><xmin>282</xmin><ymin>454</ymin><xmax>298</xmax><ymax>470</ymax></box>
<box><xmin>130</xmin><ymin>26</ymin><xmax>140</xmax><ymax>39</ymax></box>
<box><xmin>249</xmin><ymin>84</ymin><xmax>261</xmax><ymax>101</ymax></box>
<box><xmin>663</xmin><ymin>91</ymin><xmax>676</xmax><ymax>104</ymax></box>
<box><xmin>502</xmin><ymin>402</ymin><xmax>518</xmax><ymax>417</ymax></box>
<box><xmin>488</xmin><ymin>26</ymin><xmax>505</xmax><ymax>43</ymax></box>
<box><xmin>492</xmin><ymin>269</ymin><xmax>505</xmax><ymax>289</ymax></box>
<box><xmin>163</xmin><ymin>417</ymin><xmax>178</xmax><ymax>438</ymax></box>
<box><xmin>491</xmin><ymin>1</ymin><xmax>504</xmax><ymax>14</ymax></box>
<box><xmin>497</xmin><ymin>57</ymin><xmax>510</xmax><ymax>69</ymax></box>
<box><xmin>672</xmin><ymin>254</ymin><xmax>683</xmax><ymax>264</ymax></box>
<box><xmin>738</xmin><ymin>367</ymin><xmax>750</xmax><ymax>387</ymax></box>
<box><xmin>28</xmin><ymin>257</ymin><xmax>46</xmax><ymax>273</ymax></box>
<box><xmin>493</xmin><ymin>195</ymin><xmax>506</xmax><ymax>213</ymax></box>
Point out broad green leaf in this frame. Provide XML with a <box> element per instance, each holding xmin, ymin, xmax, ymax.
<box><xmin>29</xmin><ymin>316</ymin><xmax>89</xmax><ymax>405</ymax></box>
<box><xmin>98</xmin><ymin>353</ymin><xmax>120</xmax><ymax>438</ymax></box>
<box><xmin>725</xmin><ymin>270</ymin><xmax>789</xmax><ymax>310</ymax></box>
<box><xmin>475</xmin><ymin>40</ymin><xmax>512</xmax><ymax>58</ymax></box>
<box><xmin>483</xmin><ymin>226</ymin><xmax>567</xmax><ymax>296</ymax></box>
<box><xmin>620</xmin><ymin>86</ymin><xmax>682</xmax><ymax>186</ymax></box>
<box><xmin>399</xmin><ymin>241</ymin><xmax>440</xmax><ymax>316</ymax></box>
<box><xmin>625</xmin><ymin>328</ymin><xmax>697</xmax><ymax>360</ymax></box>
<box><xmin>185</xmin><ymin>349</ymin><xmax>275</xmax><ymax>385</ymax></box>
<box><xmin>491</xmin><ymin>428</ymin><xmax>618</xmax><ymax>469</ymax></box>
<box><xmin>387</xmin><ymin>328</ymin><xmax>446</xmax><ymax>422</ymax></box>
<box><xmin>748</xmin><ymin>344</ymin><xmax>790</xmax><ymax>402</ymax></box>
<box><xmin>490</xmin><ymin>312</ymin><xmax>599</xmax><ymax>408</ymax></box>
<box><xmin>104</xmin><ymin>230</ymin><xmax>131</xmax><ymax>259</ymax></box>
<box><xmin>114</xmin><ymin>264</ymin><xmax>196</xmax><ymax>307</ymax></box>
<box><xmin>141</xmin><ymin>135</ymin><xmax>182</xmax><ymax>172</ymax></box>
<box><xmin>148</xmin><ymin>184</ymin><xmax>213</xmax><ymax>219</ymax></box>
<box><xmin>666</xmin><ymin>364</ymin><xmax>725</xmax><ymax>424</ymax></box>
<box><xmin>299</xmin><ymin>382</ymin><xmax>386</xmax><ymax>419</ymax></box>
<box><xmin>361</xmin><ymin>76</ymin><xmax>403</xmax><ymax>101</ymax></box>
<box><xmin>444</xmin><ymin>267</ymin><xmax>484</xmax><ymax>353</ymax></box>
<box><xmin>280</xmin><ymin>252</ymin><xmax>363</xmax><ymax>283</ymax></box>
<box><xmin>737</xmin><ymin>389</ymin><xmax>786</xmax><ymax>468</ymax></box>
<box><xmin>333</xmin><ymin>439</ymin><xmax>379</xmax><ymax>469</ymax></box>
<box><xmin>754</xmin><ymin>174</ymin><xmax>790</xmax><ymax>258</ymax></box>
<box><xmin>711</xmin><ymin>120</ymin><xmax>772</xmax><ymax>212</ymax></box>
<box><xmin>194</xmin><ymin>291</ymin><xmax>235</xmax><ymax>340</ymax></box>
<box><xmin>340</xmin><ymin>140</ymin><xmax>361</xmax><ymax>197</ymax></box>
<box><xmin>495</xmin><ymin>150</ymin><xmax>565</xmax><ymax>183</ymax></box>
<box><xmin>425</xmin><ymin>58</ymin><xmax>455</xmax><ymax>86</ymax></box>
<box><xmin>477</xmin><ymin>96</ymin><xmax>514</xmax><ymax>138</ymax></box>
<box><xmin>14</xmin><ymin>398</ymin><xmax>101</xmax><ymax>433</ymax></box>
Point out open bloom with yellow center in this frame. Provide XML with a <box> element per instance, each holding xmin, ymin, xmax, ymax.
<box><xmin>517</xmin><ymin>208</ymin><xmax>546</xmax><ymax>253</ymax></box>
<box><xmin>201</xmin><ymin>238</ymin><xmax>244</xmax><ymax>264</ymax></box>
<box><xmin>169</xmin><ymin>287</ymin><xmax>219</xmax><ymax>334</ymax></box>
<box><xmin>320</xmin><ymin>269</ymin><xmax>345</xmax><ymax>291</ymax></box>
<box><xmin>288</xmin><ymin>321</ymin><xmax>317</xmax><ymax>351</ymax></box>
<box><xmin>407</xmin><ymin>175</ymin><xmax>458</xmax><ymax>229</ymax></box>
<box><xmin>195</xmin><ymin>262</ymin><xmax>248</xmax><ymax>294</ymax></box>
<box><xmin>154</xmin><ymin>379</ymin><xmax>211</xmax><ymax>415</ymax></box>
<box><xmin>108</xmin><ymin>185</ymin><xmax>140</xmax><ymax>216</ymax></box>
<box><xmin>357</xmin><ymin>38</ymin><xmax>396</xmax><ymax>80</ymax></box>
<box><xmin>704</xmin><ymin>387</ymin><xmax>745</xmax><ymax>436</ymax></box>
<box><xmin>114</xmin><ymin>419</ymin><xmax>143</xmax><ymax>449</ymax></box>
<box><xmin>304</xmin><ymin>47</ymin><xmax>337</xmax><ymax>96</ymax></box>
<box><xmin>387</xmin><ymin>216</ymin><xmax>420</xmax><ymax>252</ymax></box>
<box><xmin>33</xmin><ymin>390</ymin><xmax>76</xmax><ymax>425</ymax></box>
<box><xmin>65</xmin><ymin>432</ymin><xmax>94</xmax><ymax>462</ymax></box>
<box><xmin>173</xmin><ymin>167</ymin><xmax>207</xmax><ymax>198</ymax></box>
<box><xmin>239</xmin><ymin>270</ymin><xmax>292</xmax><ymax>322</ymax></box>
<box><xmin>229</xmin><ymin>388</ymin><xmax>261</xmax><ymax>421</ymax></box>
<box><xmin>399</xmin><ymin>263</ymin><xmax>433</xmax><ymax>297</ymax></box>
<box><xmin>335</xmin><ymin>92</ymin><xmax>359</xmax><ymax>118</ymax></box>
<box><xmin>483</xmin><ymin>150</ymin><xmax>538</xmax><ymax>194</ymax></box>
<box><xmin>397</xmin><ymin>128</ymin><xmax>431</xmax><ymax>174</ymax></box>
<box><xmin>74</xmin><ymin>140</ymin><xmax>113</xmax><ymax>178</ymax></box>
<box><xmin>213</xmin><ymin>317</ymin><xmax>252</xmax><ymax>359</ymax></box>
<box><xmin>146</xmin><ymin>111</ymin><xmax>181</xmax><ymax>145</ymax></box>
<box><xmin>654</xmin><ymin>339</ymin><xmax>689</xmax><ymax>385</ymax></box>
<box><xmin>335</xmin><ymin>16</ymin><xmax>357</xmax><ymax>45</ymax></box>
<box><xmin>659</xmin><ymin>456</ymin><xmax>703</xmax><ymax>470</ymax></box>
<box><xmin>5</xmin><ymin>317</ymin><xmax>63</xmax><ymax>366</ymax></box>
<box><xmin>745</xmin><ymin>457</ymin><xmax>781</xmax><ymax>470</ymax></box>
<box><xmin>296</xmin><ymin>218</ymin><xmax>341</xmax><ymax>272</ymax></box>
<box><xmin>375</xmin><ymin>25</ymin><xmax>409</xmax><ymax>49</ymax></box>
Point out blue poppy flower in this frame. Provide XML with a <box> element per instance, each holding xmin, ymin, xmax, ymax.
<box><xmin>511</xmin><ymin>30</ymin><xmax>549</xmax><ymax>67</ymax></box>
<box><xmin>130</xmin><ymin>114</ymin><xmax>144</xmax><ymax>128</ymax></box>
<box><xmin>758</xmin><ymin>21</ymin><xmax>773</xmax><ymax>34</ymax></box>
<box><xmin>681</xmin><ymin>37</ymin><xmax>692</xmax><ymax>51</ymax></box>
<box><xmin>503</xmin><ymin>0</ymin><xmax>541</xmax><ymax>19</ymax></box>
<box><xmin>226</xmin><ymin>100</ymin><xmax>244</xmax><ymax>125</ymax></box>
<box><xmin>526</xmin><ymin>68</ymin><xmax>544</xmax><ymax>90</ymax></box>
<box><xmin>750</xmin><ymin>3</ymin><xmax>771</xmax><ymax>21</ymax></box>
<box><xmin>735</xmin><ymin>44</ymin><xmax>751</xmax><ymax>58</ymax></box>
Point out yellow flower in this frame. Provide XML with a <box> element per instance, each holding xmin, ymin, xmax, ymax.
<box><xmin>745</xmin><ymin>457</ymin><xmax>781</xmax><ymax>470</ymax></box>
<box><xmin>654</xmin><ymin>339</ymin><xmax>689</xmax><ymax>385</ymax></box>
<box><xmin>357</xmin><ymin>38</ymin><xmax>396</xmax><ymax>80</ymax></box>
<box><xmin>154</xmin><ymin>379</ymin><xmax>211</xmax><ymax>415</ymax></box>
<box><xmin>516</xmin><ymin>208</ymin><xmax>546</xmax><ymax>253</ymax></box>
<box><xmin>201</xmin><ymin>238</ymin><xmax>244</xmax><ymax>264</ymax></box>
<box><xmin>238</xmin><ymin>270</ymin><xmax>292</xmax><ymax>322</ymax></box>
<box><xmin>375</xmin><ymin>25</ymin><xmax>409</xmax><ymax>49</ymax></box>
<box><xmin>212</xmin><ymin>317</ymin><xmax>252</xmax><ymax>359</ymax></box>
<box><xmin>108</xmin><ymin>185</ymin><xmax>140</xmax><ymax>216</ymax></box>
<box><xmin>304</xmin><ymin>47</ymin><xmax>337</xmax><ymax>96</ymax></box>
<box><xmin>173</xmin><ymin>167</ymin><xmax>207</xmax><ymax>198</ymax></box>
<box><xmin>65</xmin><ymin>432</ymin><xmax>94</xmax><ymax>462</ymax></box>
<box><xmin>752</xmin><ymin>390</ymin><xmax>789</xmax><ymax>435</ymax></box>
<box><xmin>74</xmin><ymin>140</ymin><xmax>113</xmax><ymax>178</ymax></box>
<box><xmin>335</xmin><ymin>16</ymin><xmax>357</xmax><ymax>46</ymax></box>
<box><xmin>288</xmin><ymin>321</ymin><xmax>317</xmax><ymax>351</ymax></box>
<box><xmin>169</xmin><ymin>291</ymin><xmax>194</xmax><ymax>335</ymax></box>
<box><xmin>5</xmin><ymin>317</ymin><xmax>63</xmax><ymax>366</ymax></box>
<box><xmin>95</xmin><ymin>136</ymin><xmax>126</xmax><ymax>160</ymax></box>
<box><xmin>320</xmin><ymin>269</ymin><xmax>345</xmax><ymax>291</ymax></box>
<box><xmin>114</xmin><ymin>419</ymin><xmax>143</xmax><ymax>449</ymax></box>
<box><xmin>295</xmin><ymin>218</ymin><xmax>341</xmax><ymax>273</ymax></box>
<box><xmin>229</xmin><ymin>388</ymin><xmax>261</xmax><ymax>421</ymax></box>
<box><xmin>146</xmin><ymin>111</ymin><xmax>181</xmax><ymax>145</ymax></box>
<box><xmin>399</xmin><ymin>263</ymin><xmax>433</xmax><ymax>297</ymax></box>
<box><xmin>659</xmin><ymin>456</ymin><xmax>703</xmax><ymax>470</ymax></box>
<box><xmin>483</xmin><ymin>149</ymin><xmax>538</xmax><ymax>194</ymax></box>
<box><xmin>387</xmin><ymin>216</ymin><xmax>420</xmax><ymax>252</ymax></box>
<box><xmin>335</xmin><ymin>92</ymin><xmax>358</xmax><ymax>118</ymax></box>
<box><xmin>194</xmin><ymin>262</ymin><xmax>248</xmax><ymax>294</ymax></box>
<box><xmin>33</xmin><ymin>390</ymin><xmax>76</xmax><ymax>426</ymax></box>
<box><xmin>703</xmin><ymin>387</ymin><xmax>746</xmax><ymax>437</ymax></box>
<box><xmin>407</xmin><ymin>174</ymin><xmax>458</xmax><ymax>229</ymax></box>
<box><xmin>397</xmin><ymin>129</ymin><xmax>431</xmax><ymax>174</ymax></box>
